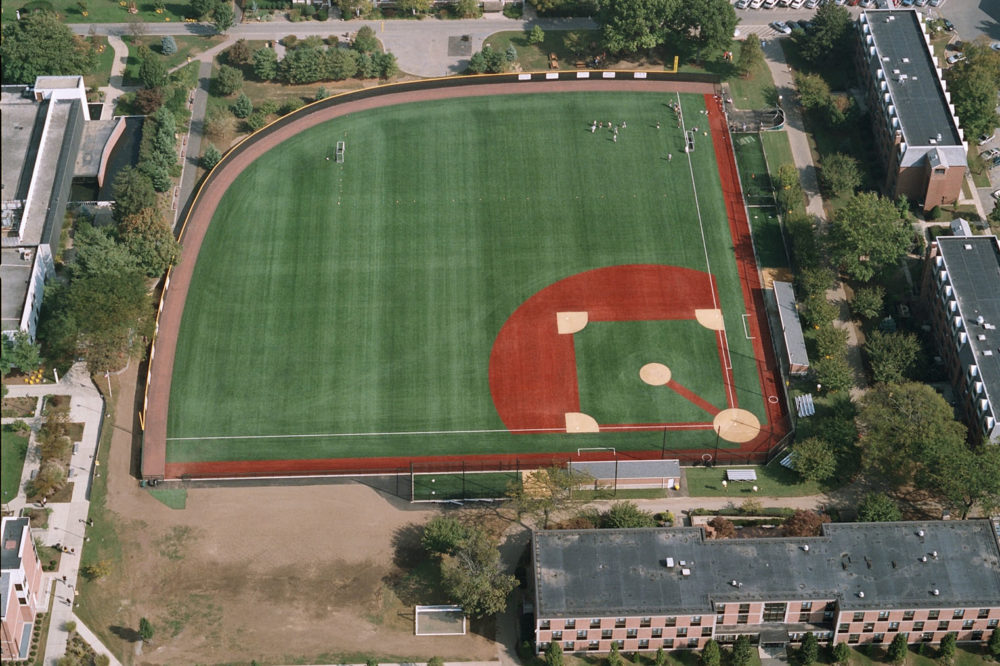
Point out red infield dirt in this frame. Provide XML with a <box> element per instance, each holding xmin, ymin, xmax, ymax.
<box><xmin>143</xmin><ymin>79</ymin><xmax>788</xmax><ymax>480</ymax></box>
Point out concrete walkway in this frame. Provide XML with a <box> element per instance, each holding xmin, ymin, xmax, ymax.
<box><xmin>173</xmin><ymin>59</ymin><xmax>214</xmax><ymax>230</ymax></box>
<box><xmin>98</xmin><ymin>34</ymin><xmax>137</xmax><ymax>119</ymax></box>
<box><xmin>1</xmin><ymin>364</ymin><xmax>119</xmax><ymax>666</ymax></box>
<box><xmin>761</xmin><ymin>39</ymin><xmax>868</xmax><ymax>398</ymax></box>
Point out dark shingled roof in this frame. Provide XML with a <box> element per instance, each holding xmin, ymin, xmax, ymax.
<box><xmin>533</xmin><ymin>521</ymin><xmax>1000</xmax><ymax>617</ymax></box>
<box><xmin>1</xmin><ymin>517</ymin><xmax>29</xmax><ymax>572</ymax></box>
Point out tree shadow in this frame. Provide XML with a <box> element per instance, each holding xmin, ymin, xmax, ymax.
<box><xmin>390</xmin><ymin>522</ymin><xmax>425</xmax><ymax>570</ymax></box>
<box><xmin>109</xmin><ymin>625</ymin><xmax>141</xmax><ymax>643</ymax></box>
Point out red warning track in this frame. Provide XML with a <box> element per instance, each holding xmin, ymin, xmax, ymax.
<box><xmin>487</xmin><ymin>264</ymin><xmax>725</xmax><ymax>432</ymax></box>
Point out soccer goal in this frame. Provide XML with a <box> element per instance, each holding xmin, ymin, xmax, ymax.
<box><xmin>415</xmin><ymin>605</ymin><xmax>466</xmax><ymax>636</ymax></box>
<box><xmin>686</xmin><ymin>130</ymin><xmax>695</xmax><ymax>153</ymax></box>
<box><xmin>336</xmin><ymin>141</ymin><xmax>345</xmax><ymax>163</ymax></box>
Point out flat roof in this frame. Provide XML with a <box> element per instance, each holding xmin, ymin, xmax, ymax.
<box><xmin>74</xmin><ymin>119</ymin><xmax>119</xmax><ymax>179</ymax></box>
<box><xmin>773</xmin><ymin>281</ymin><xmax>809</xmax><ymax>369</ymax></box>
<box><xmin>937</xmin><ymin>235</ymin><xmax>1000</xmax><ymax>427</ymax></box>
<box><xmin>533</xmin><ymin>520</ymin><xmax>1000</xmax><ymax>617</ymax></box>
<box><xmin>35</xmin><ymin>75</ymin><xmax>83</xmax><ymax>89</ymax></box>
<box><xmin>1</xmin><ymin>92</ymin><xmax>45</xmax><ymax>202</ymax></box>
<box><xmin>570</xmin><ymin>459</ymin><xmax>681</xmax><ymax>480</ymax></box>
<box><xmin>0</xmin><ymin>517</ymin><xmax>29</xmax><ymax>572</ymax></box>
<box><xmin>861</xmin><ymin>10</ymin><xmax>961</xmax><ymax>149</ymax></box>
<box><xmin>0</xmin><ymin>249</ymin><xmax>33</xmax><ymax>333</ymax></box>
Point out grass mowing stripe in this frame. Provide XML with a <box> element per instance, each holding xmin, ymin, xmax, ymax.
<box><xmin>168</xmin><ymin>92</ymin><xmax>767</xmax><ymax>463</ymax></box>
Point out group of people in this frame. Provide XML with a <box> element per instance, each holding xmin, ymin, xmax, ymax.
<box><xmin>591</xmin><ymin>120</ymin><xmax>628</xmax><ymax>142</ymax></box>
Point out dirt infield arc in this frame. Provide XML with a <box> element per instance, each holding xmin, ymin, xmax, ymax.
<box><xmin>141</xmin><ymin>78</ymin><xmax>787</xmax><ymax>480</ymax></box>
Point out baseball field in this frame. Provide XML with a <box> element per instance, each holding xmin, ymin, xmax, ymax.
<box><xmin>157</xmin><ymin>85</ymin><xmax>785</xmax><ymax>477</ymax></box>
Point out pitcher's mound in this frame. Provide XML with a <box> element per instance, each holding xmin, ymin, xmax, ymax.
<box><xmin>713</xmin><ymin>408</ymin><xmax>760</xmax><ymax>443</ymax></box>
<box><xmin>565</xmin><ymin>412</ymin><xmax>600</xmax><ymax>433</ymax></box>
<box><xmin>639</xmin><ymin>363</ymin><xmax>672</xmax><ymax>385</ymax></box>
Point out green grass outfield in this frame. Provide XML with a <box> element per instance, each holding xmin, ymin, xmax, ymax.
<box><xmin>167</xmin><ymin>92</ymin><xmax>769</xmax><ymax>464</ymax></box>
<box><xmin>412</xmin><ymin>471</ymin><xmax>521</xmax><ymax>501</ymax></box>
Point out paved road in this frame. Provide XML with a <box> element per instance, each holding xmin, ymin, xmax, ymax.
<box><xmin>173</xmin><ymin>59</ymin><xmax>214</xmax><ymax>230</ymax></box>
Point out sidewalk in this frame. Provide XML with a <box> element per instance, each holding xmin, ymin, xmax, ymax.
<box><xmin>99</xmin><ymin>34</ymin><xmax>139</xmax><ymax>119</ymax></box>
<box><xmin>1</xmin><ymin>364</ymin><xmax>119</xmax><ymax>666</ymax></box>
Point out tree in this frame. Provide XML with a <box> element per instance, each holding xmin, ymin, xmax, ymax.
<box><xmin>138</xmin><ymin>617</ymin><xmax>154</xmax><ymax>643</ymax></box>
<box><xmin>441</xmin><ymin>529</ymin><xmax>517</xmax><ymax>618</ymax></box>
<box><xmin>608</xmin><ymin>642</ymin><xmax>625</xmax><ymax>666</ymax></box>
<box><xmin>190</xmin><ymin>0</ymin><xmax>216</xmax><ymax>18</ymax></box>
<box><xmin>335</xmin><ymin>0</ymin><xmax>369</xmax><ymax>18</ymax></box>
<box><xmin>812</xmin><ymin>355</ymin><xmax>854</xmax><ymax>393</ymax></box>
<box><xmin>134</xmin><ymin>87</ymin><xmax>165</xmax><ymax>114</ymax></box>
<box><xmin>820</xmin><ymin>153</ymin><xmax>862</xmax><ymax>196</ymax></box>
<box><xmin>655</xmin><ymin>647</ymin><xmax>667</xmax><ymax>666</ymax></box>
<box><xmin>138</xmin><ymin>54</ymin><xmax>168</xmax><ymax>89</ymax></box>
<box><xmin>987</xmin><ymin>628</ymin><xmax>1000</xmax><ymax>659</ymax></box>
<box><xmin>918</xmin><ymin>439</ymin><xmax>1000</xmax><ymax>519</ymax></box>
<box><xmin>776</xmin><ymin>163</ymin><xmax>805</xmax><ymax>214</ymax></box>
<box><xmin>832</xmin><ymin>641</ymin><xmax>851</xmax><ymax>665</ymax></box>
<box><xmin>375</xmin><ymin>52</ymin><xmax>398</xmax><ymax>79</ymax></box>
<box><xmin>328</xmin><ymin>48</ymin><xmax>359</xmax><ymax>80</ymax></box>
<box><xmin>214</xmin><ymin>64</ymin><xmax>244</xmax><ymax>95</ymax></box>
<box><xmin>396</xmin><ymin>0</ymin><xmax>432</xmax><ymax>13</ymax></box>
<box><xmin>454</xmin><ymin>0</ymin><xmax>482</xmax><ymax>18</ymax></box>
<box><xmin>887</xmin><ymin>633</ymin><xmax>908</xmax><ymax>665</ymax></box>
<box><xmin>856</xmin><ymin>382</ymin><xmax>967</xmax><ymax>489</ymax></box>
<box><xmin>427</xmin><ymin>659</ymin><xmax>445</xmax><ymax>666</ymax></box>
<box><xmin>936</xmin><ymin>632</ymin><xmax>956</xmax><ymax>663</ymax></box>
<box><xmin>506</xmin><ymin>466</ymin><xmax>580</xmax><ymax>528</ymax></box>
<box><xmin>596</xmin><ymin>0</ymin><xmax>672</xmax><ymax>56</ymax></box>
<box><xmin>798</xmin><ymin>2</ymin><xmax>851</xmax><ymax>66</ymax></box>
<box><xmin>675</xmin><ymin>0</ymin><xmax>737</xmax><ymax>54</ymax></box>
<box><xmin>81</xmin><ymin>559</ymin><xmax>111</xmax><ymax>581</ymax></box>
<box><xmin>0</xmin><ymin>13</ymin><xmax>97</xmax><ymax>84</ymax></box>
<box><xmin>161</xmin><ymin>35</ymin><xmax>177</xmax><ymax>56</ymax></box>
<box><xmin>545</xmin><ymin>640</ymin><xmax>564</xmax><ymax>666</ymax></box>
<box><xmin>27</xmin><ymin>461</ymin><xmax>66</xmax><ymax>498</ymax></box>
<box><xmin>791</xmin><ymin>437</ymin><xmax>837</xmax><ymax>483</ymax></box>
<box><xmin>353</xmin><ymin>25</ymin><xmax>379</xmax><ymax>53</ymax></box>
<box><xmin>830</xmin><ymin>192</ymin><xmax>912</xmax><ymax>282</ymax></box>
<box><xmin>864</xmin><ymin>330</ymin><xmax>920</xmax><ymax>385</ymax></box>
<box><xmin>702</xmin><ymin>639</ymin><xmax>721</xmax><ymax>666</ymax></box>
<box><xmin>226</xmin><ymin>38</ymin><xmax>252</xmax><ymax>65</ymax></box>
<box><xmin>422</xmin><ymin>516</ymin><xmax>470</xmax><ymax>555</ymax></box>
<box><xmin>529</xmin><ymin>25</ymin><xmax>546</xmax><ymax>45</ymax></box>
<box><xmin>279</xmin><ymin>45</ymin><xmax>327</xmax><ymax>84</ymax></box>
<box><xmin>201</xmin><ymin>144</ymin><xmax>222</xmax><ymax>169</ymax></box>
<box><xmin>1</xmin><ymin>331</ymin><xmax>42</xmax><ymax>374</ymax></box>
<box><xmin>601</xmin><ymin>501</ymin><xmax>657</xmax><ymax>528</ymax></box>
<box><xmin>112</xmin><ymin>167</ymin><xmax>157</xmax><ymax>224</ymax></box>
<box><xmin>945</xmin><ymin>40</ymin><xmax>1000</xmax><ymax>141</ymax></box>
<box><xmin>783</xmin><ymin>510</ymin><xmax>828</xmax><ymax>537</ymax></box>
<box><xmin>468</xmin><ymin>46</ymin><xmax>507</xmax><ymax>74</ymax></box>
<box><xmin>708</xmin><ymin>516</ymin><xmax>735</xmax><ymax>539</ymax></box>
<box><xmin>505</xmin><ymin>44</ymin><xmax>518</xmax><ymax>63</ymax></box>
<box><xmin>737</xmin><ymin>36</ymin><xmax>764</xmax><ymax>78</ymax></box>
<box><xmin>252</xmin><ymin>47</ymin><xmax>279</xmax><ymax>81</ymax></box>
<box><xmin>799</xmin><ymin>632</ymin><xmax>819</xmax><ymax>666</ymax></box>
<box><xmin>732</xmin><ymin>635</ymin><xmax>756</xmax><ymax>666</ymax></box>
<box><xmin>213</xmin><ymin>1</ymin><xmax>235</xmax><ymax>33</ymax></box>
<box><xmin>231</xmin><ymin>93</ymin><xmax>253</xmax><ymax>118</ymax></box>
<box><xmin>563</xmin><ymin>31</ymin><xmax>586</xmax><ymax>57</ymax></box>
<box><xmin>118</xmin><ymin>207</ymin><xmax>181</xmax><ymax>277</ymax></box>
<box><xmin>857</xmin><ymin>492</ymin><xmax>902</xmax><ymax>522</ymax></box>
<box><xmin>850</xmin><ymin>285</ymin><xmax>884</xmax><ymax>321</ymax></box>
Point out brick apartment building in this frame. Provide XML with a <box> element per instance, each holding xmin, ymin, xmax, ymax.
<box><xmin>855</xmin><ymin>10</ymin><xmax>967</xmax><ymax>212</ymax></box>
<box><xmin>1</xmin><ymin>517</ymin><xmax>44</xmax><ymax>661</ymax></box>
<box><xmin>531</xmin><ymin>520</ymin><xmax>1000</xmax><ymax>655</ymax></box>
<box><xmin>921</xmin><ymin>233</ymin><xmax>1000</xmax><ymax>446</ymax></box>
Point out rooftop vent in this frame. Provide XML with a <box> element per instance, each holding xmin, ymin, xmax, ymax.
<box><xmin>665</xmin><ymin>557</ymin><xmax>675</xmax><ymax>568</ymax></box>
<box><xmin>932</xmin><ymin>551</ymin><xmax>938</xmax><ymax>559</ymax></box>
<box><xmin>937</xmin><ymin>133</ymin><xmax>942</xmax><ymax>141</ymax></box>
<box><xmin>933</xmin><ymin>589</ymin><xmax>940</xmax><ymax>596</ymax></box>
<box><xmin>802</xmin><ymin>545</ymin><xmax>810</xmax><ymax>552</ymax></box>
<box><xmin>902</xmin><ymin>57</ymin><xmax>910</xmax><ymax>63</ymax></box>
<box><xmin>917</xmin><ymin>530</ymin><xmax>926</xmax><ymax>537</ymax></box>
<box><xmin>731</xmin><ymin>580</ymin><xmax>739</xmax><ymax>587</ymax></box>
<box><xmin>858</xmin><ymin>591</ymin><xmax>865</xmax><ymax>598</ymax></box>
<box><xmin>921</xmin><ymin>556</ymin><xmax>928</xmax><ymax>562</ymax></box>
<box><xmin>681</xmin><ymin>568</ymin><xmax>692</xmax><ymax>577</ymax></box>
<box><xmin>978</xmin><ymin>315</ymin><xmax>985</xmax><ymax>326</ymax></box>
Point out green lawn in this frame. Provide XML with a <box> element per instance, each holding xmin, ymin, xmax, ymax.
<box><xmin>124</xmin><ymin>35</ymin><xmax>224</xmax><ymax>86</ymax></box>
<box><xmin>726</xmin><ymin>39</ymin><xmax>777</xmax><ymax>111</ymax></box>
<box><xmin>483</xmin><ymin>30</ymin><xmax>605</xmax><ymax>72</ymax></box>
<box><xmin>83</xmin><ymin>37</ymin><xmax>115</xmax><ymax>90</ymax></box>
<box><xmin>168</xmin><ymin>92</ymin><xmax>769</xmax><ymax>464</ymax></box>
<box><xmin>412</xmin><ymin>471</ymin><xmax>520</xmax><ymax>501</ymax></box>
<box><xmin>732</xmin><ymin>132</ymin><xmax>775</xmax><ymax>206</ymax></box>
<box><xmin>1</xmin><ymin>425</ymin><xmax>29</xmax><ymax>503</ymax></box>
<box><xmin>760</xmin><ymin>130</ymin><xmax>795</xmax><ymax>174</ymax></box>
<box><xmin>576</xmin><ymin>320</ymin><xmax>727</xmax><ymax>423</ymax></box>
<box><xmin>3</xmin><ymin>0</ymin><xmax>190</xmax><ymax>23</ymax></box>
<box><xmin>685</xmin><ymin>460</ymin><xmax>823</xmax><ymax>497</ymax></box>
<box><xmin>746</xmin><ymin>207</ymin><xmax>788</xmax><ymax>270</ymax></box>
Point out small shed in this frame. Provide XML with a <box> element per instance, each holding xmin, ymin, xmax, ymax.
<box><xmin>569</xmin><ymin>459</ymin><xmax>681</xmax><ymax>490</ymax></box>
<box><xmin>773</xmin><ymin>281</ymin><xmax>810</xmax><ymax>376</ymax></box>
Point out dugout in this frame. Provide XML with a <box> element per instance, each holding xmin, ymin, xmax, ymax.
<box><xmin>772</xmin><ymin>281</ymin><xmax>809</xmax><ymax>377</ymax></box>
<box><xmin>569</xmin><ymin>459</ymin><xmax>681</xmax><ymax>490</ymax></box>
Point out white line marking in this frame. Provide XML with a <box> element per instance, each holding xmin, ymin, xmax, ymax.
<box><xmin>741</xmin><ymin>313</ymin><xmax>755</xmax><ymax>339</ymax></box>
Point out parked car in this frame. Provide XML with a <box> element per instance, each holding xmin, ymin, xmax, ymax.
<box><xmin>750</xmin><ymin>0</ymin><xmax>765</xmax><ymax>8</ymax></box>
<box><xmin>992</xmin><ymin>189</ymin><xmax>1000</xmax><ymax>201</ymax></box>
<box><xmin>804</xmin><ymin>0</ymin><xmax>820</xmax><ymax>7</ymax></box>
<box><xmin>982</xmin><ymin>148</ymin><xmax>1000</xmax><ymax>161</ymax></box>
<box><xmin>789</xmin><ymin>0</ymin><xmax>805</xmax><ymax>7</ymax></box>
<box><xmin>928</xmin><ymin>0</ymin><xmax>944</xmax><ymax>6</ymax></box>
<box><xmin>736</xmin><ymin>0</ymin><xmax>751</xmax><ymax>7</ymax></box>
<box><xmin>979</xmin><ymin>131</ymin><xmax>997</xmax><ymax>146</ymax></box>
<box><xmin>914</xmin><ymin>0</ymin><xmax>929</xmax><ymax>6</ymax></box>
<box><xmin>762</xmin><ymin>0</ymin><xmax>779</xmax><ymax>8</ymax></box>
<box><xmin>942</xmin><ymin>19</ymin><xmax>955</xmax><ymax>31</ymax></box>
<box><xmin>946</xmin><ymin>53</ymin><xmax>966</xmax><ymax>65</ymax></box>
<box><xmin>992</xmin><ymin>42</ymin><xmax>1000</xmax><ymax>51</ymax></box>
<box><xmin>770</xmin><ymin>20</ymin><xmax>792</xmax><ymax>34</ymax></box>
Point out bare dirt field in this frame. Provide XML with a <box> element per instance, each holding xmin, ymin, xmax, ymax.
<box><xmin>86</xmin><ymin>365</ymin><xmax>499</xmax><ymax>665</ymax></box>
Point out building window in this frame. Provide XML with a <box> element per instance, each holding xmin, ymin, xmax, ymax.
<box><xmin>640</xmin><ymin>639</ymin><xmax>650</xmax><ymax>649</ymax></box>
<box><xmin>800</xmin><ymin>614</ymin><xmax>811</xmax><ymax>623</ymax></box>
<box><xmin>641</xmin><ymin>617</ymin><xmax>652</xmax><ymax>627</ymax></box>
<box><xmin>566</xmin><ymin>619</ymin><xmax>576</xmax><ymax>629</ymax></box>
<box><xmin>717</xmin><ymin>604</ymin><xmax>726</xmax><ymax>614</ymax></box>
<box><xmin>703</xmin><ymin>627</ymin><xmax>713</xmax><ymax>637</ymax></box>
<box><xmin>874</xmin><ymin>633</ymin><xmax>885</xmax><ymax>644</ymax></box>
<box><xmin>979</xmin><ymin>609</ymin><xmax>990</xmax><ymax>619</ymax></box>
<box><xmin>839</xmin><ymin>624</ymin><xmax>849</xmax><ymax>632</ymax></box>
<box><xmin>617</xmin><ymin>640</ymin><xmax>625</xmax><ymax>649</ymax></box>
<box><xmin>904</xmin><ymin>611</ymin><xmax>915</xmax><ymax>621</ymax></box>
<box><xmin>652</xmin><ymin>628</ymin><xmax>663</xmax><ymax>638</ymax></box>
<box><xmin>666</xmin><ymin>617</ymin><xmax>677</xmax><ymax>627</ymax></box>
<box><xmin>539</xmin><ymin>642</ymin><xmax>549</xmax><ymax>651</ymax></box>
<box><xmin>718</xmin><ymin>615</ymin><xmax>726</xmax><ymax>625</ymax></box>
<box><xmin>801</xmin><ymin>602</ymin><xmax>813</xmax><ymax>611</ymax></box>
<box><xmin>739</xmin><ymin>604</ymin><xmax>751</xmax><ymax>614</ymax></box>
<box><xmin>824</xmin><ymin>610</ymin><xmax>835</xmax><ymax>620</ymax></box>
<box><xmin>616</xmin><ymin>617</ymin><xmax>626</xmax><ymax>628</ymax></box>
<box><xmin>849</xmin><ymin>635</ymin><xmax>860</xmax><ymax>644</ymax></box>
<box><xmin>540</xmin><ymin>620</ymin><xmax>550</xmax><ymax>630</ymax></box>
<box><xmin>602</xmin><ymin>629</ymin><xmax>613</xmax><ymax>639</ymax></box>
<box><xmin>664</xmin><ymin>639</ymin><xmax>674</xmax><ymax>649</ymax></box>
<box><xmin>591</xmin><ymin>619</ymin><xmax>601</xmax><ymax>628</ymax></box>
<box><xmin>989</xmin><ymin>619</ymin><xmax>999</xmax><ymax>629</ymax></box>
<box><xmin>678</xmin><ymin>628</ymin><xmax>688</xmax><ymax>637</ymax></box>
<box><xmin>923</xmin><ymin>633</ymin><xmax>934</xmax><ymax>642</ymax></box>
<box><xmin>914</xmin><ymin>622</ymin><xmax>924</xmax><ymax>631</ymax></box>
<box><xmin>953</xmin><ymin>609</ymin><xmax>965</xmax><ymax>619</ymax></box>
<box><xmin>738</xmin><ymin>615</ymin><xmax>749</xmax><ymax>625</ymax></box>
<box><xmin>589</xmin><ymin>641</ymin><xmax>600</xmax><ymax>651</ymax></box>
<box><xmin>879</xmin><ymin>611</ymin><xmax>890</xmax><ymax>620</ymax></box>
<box><xmin>764</xmin><ymin>603</ymin><xmax>787</xmax><ymax>623</ymax></box>
<box><xmin>972</xmin><ymin>631</ymin><xmax>984</xmax><ymax>641</ymax></box>
<box><xmin>889</xmin><ymin>622</ymin><xmax>899</xmax><ymax>631</ymax></box>
<box><xmin>628</xmin><ymin>629</ymin><xmax>638</xmax><ymax>639</ymax></box>
<box><xmin>577</xmin><ymin>630</ymin><xmax>587</xmax><ymax>639</ymax></box>
<box><xmin>864</xmin><ymin>623</ymin><xmax>875</xmax><ymax>633</ymax></box>
<box><xmin>938</xmin><ymin>621</ymin><xmax>950</xmax><ymax>631</ymax></box>
<box><xmin>564</xmin><ymin>641</ymin><xmax>574</xmax><ymax>650</ymax></box>
<box><xmin>553</xmin><ymin>631</ymin><xmax>563</xmax><ymax>640</ymax></box>
<box><xmin>691</xmin><ymin>616</ymin><xmax>702</xmax><ymax>626</ymax></box>
<box><xmin>963</xmin><ymin>620</ymin><xmax>974</xmax><ymax>629</ymax></box>
<box><xmin>689</xmin><ymin>638</ymin><xmax>700</xmax><ymax>648</ymax></box>
<box><xmin>854</xmin><ymin>612</ymin><xmax>865</xmax><ymax>622</ymax></box>
<box><xmin>929</xmin><ymin>611</ymin><xmax>940</xmax><ymax>620</ymax></box>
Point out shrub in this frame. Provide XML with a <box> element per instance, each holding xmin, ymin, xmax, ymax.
<box><xmin>160</xmin><ymin>35</ymin><xmax>177</xmax><ymax>55</ymax></box>
<box><xmin>528</xmin><ymin>24</ymin><xmax>545</xmax><ymax>44</ymax></box>
<box><xmin>280</xmin><ymin>98</ymin><xmax>305</xmax><ymax>115</ymax></box>
<box><xmin>503</xmin><ymin>2</ymin><xmax>523</xmax><ymax>17</ymax></box>
<box><xmin>201</xmin><ymin>145</ymin><xmax>222</xmax><ymax>170</ymax></box>
<box><xmin>850</xmin><ymin>285</ymin><xmax>884</xmax><ymax>320</ymax></box>
<box><xmin>245</xmin><ymin>111</ymin><xmax>268</xmax><ymax>132</ymax></box>
<box><xmin>231</xmin><ymin>93</ymin><xmax>253</xmax><ymax>118</ymax></box>
<box><xmin>213</xmin><ymin>64</ymin><xmax>244</xmax><ymax>96</ymax></box>
<box><xmin>316</xmin><ymin>7</ymin><xmax>328</xmax><ymax>19</ymax></box>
